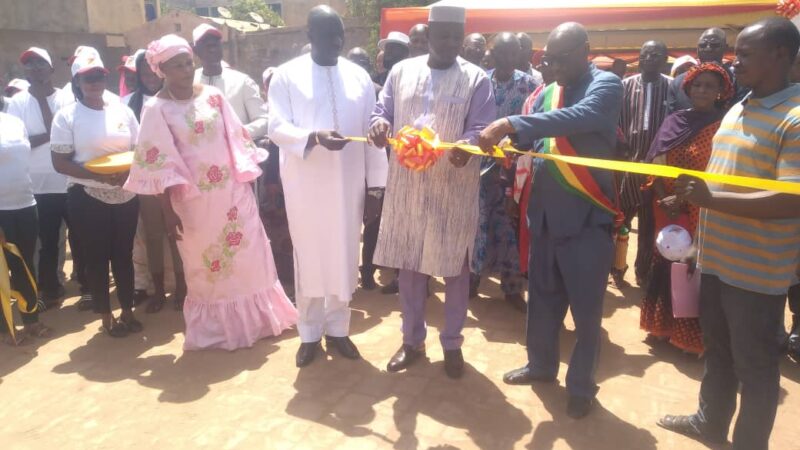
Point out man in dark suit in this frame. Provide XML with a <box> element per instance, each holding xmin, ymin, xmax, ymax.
<box><xmin>479</xmin><ymin>22</ymin><xmax>623</xmax><ymax>419</ymax></box>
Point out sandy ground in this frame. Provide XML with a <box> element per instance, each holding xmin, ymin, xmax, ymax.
<box><xmin>1</xmin><ymin>232</ymin><xmax>799</xmax><ymax>450</ymax></box>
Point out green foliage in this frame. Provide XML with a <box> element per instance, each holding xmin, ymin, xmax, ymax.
<box><xmin>348</xmin><ymin>0</ymin><xmax>434</xmax><ymax>18</ymax></box>
<box><xmin>230</xmin><ymin>0</ymin><xmax>285</xmax><ymax>27</ymax></box>
<box><xmin>160</xmin><ymin>1</ymin><xmax>190</xmax><ymax>15</ymax></box>
<box><xmin>346</xmin><ymin>0</ymin><xmax>434</xmax><ymax>57</ymax></box>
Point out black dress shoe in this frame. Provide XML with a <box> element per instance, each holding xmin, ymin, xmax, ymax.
<box><xmin>789</xmin><ymin>332</ymin><xmax>800</xmax><ymax>363</ymax></box>
<box><xmin>657</xmin><ymin>414</ymin><xmax>727</xmax><ymax>444</ymax></box>
<box><xmin>387</xmin><ymin>344</ymin><xmax>425</xmax><ymax>372</ymax></box>
<box><xmin>444</xmin><ymin>349</ymin><xmax>464</xmax><ymax>379</ymax></box>
<box><xmin>504</xmin><ymin>293</ymin><xmax>527</xmax><ymax>312</ymax></box>
<box><xmin>325</xmin><ymin>336</ymin><xmax>361</xmax><ymax>360</ymax></box>
<box><xmin>502</xmin><ymin>366</ymin><xmax>556</xmax><ymax>385</ymax></box>
<box><xmin>380</xmin><ymin>279</ymin><xmax>399</xmax><ymax>295</ymax></box>
<box><xmin>567</xmin><ymin>396</ymin><xmax>595</xmax><ymax>419</ymax></box>
<box><xmin>296</xmin><ymin>341</ymin><xmax>321</xmax><ymax>367</ymax></box>
<box><xmin>788</xmin><ymin>314</ymin><xmax>800</xmax><ymax>363</ymax></box>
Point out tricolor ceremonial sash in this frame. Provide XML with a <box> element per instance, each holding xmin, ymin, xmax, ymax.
<box><xmin>1</xmin><ymin>242</ymin><xmax>38</xmax><ymax>339</ymax></box>
<box><xmin>540</xmin><ymin>83</ymin><xmax>624</xmax><ymax>226</ymax></box>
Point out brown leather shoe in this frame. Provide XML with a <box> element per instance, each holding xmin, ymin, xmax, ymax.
<box><xmin>387</xmin><ymin>344</ymin><xmax>425</xmax><ymax>372</ymax></box>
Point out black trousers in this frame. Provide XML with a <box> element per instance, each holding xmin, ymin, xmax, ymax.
<box><xmin>361</xmin><ymin>214</ymin><xmax>380</xmax><ymax>277</ymax></box>
<box><xmin>789</xmin><ymin>283</ymin><xmax>800</xmax><ymax>316</ymax></box>
<box><xmin>34</xmin><ymin>193</ymin><xmax>86</xmax><ymax>295</ymax></box>
<box><xmin>692</xmin><ymin>274</ymin><xmax>785</xmax><ymax>450</ymax></box>
<box><xmin>0</xmin><ymin>206</ymin><xmax>39</xmax><ymax>326</ymax></box>
<box><xmin>361</xmin><ymin>151</ymin><xmax>390</xmax><ymax>278</ymax></box>
<box><xmin>67</xmin><ymin>187</ymin><xmax>138</xmax><ymax>314</ymax></box>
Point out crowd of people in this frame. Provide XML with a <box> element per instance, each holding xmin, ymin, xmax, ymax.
<box><xmin>1</xmin><ymin>4</ymin><xmax>799</xmax><ymax>449</ymax></box>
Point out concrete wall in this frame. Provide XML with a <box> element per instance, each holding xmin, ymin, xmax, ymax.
<box><xmin>0</xmin><ymin>0</ymin><xmax>90</xmax><ymax>33</ymax></box>
<box><xmin>0</xmin><ymin>29</ymin><xmax>128</xmax><ymax>90</ymax></box>
<box><xmin>234</xmin><ymin>17</ymin><xmax>370</xmax><ymax>81</ymax></box>
<box><xmin>281</xmin><ymin>0</ymin><xmax>348</xmax><ymax>27</ymax></box>
<box><xmin>164</xmin><ymin>0</ymin><xmax>350</xmax><ymax>27</ymax></box>
<box><xmin>86</xmin><ymin>0</ymin><xmax>145</xmax><ymax>34</ymax></box>
<box><xmin>166</xmin><ymin>0</ymin><xmax>231</xmax><ymax>8</ymax></box>
<box><xmin>125</xmin><ymin>10</ymin><xmax>369</xmax><ymax>87</ymax></box>
<box><xmin>125</xmin><ymin>9</ymin><xmax>232</xmax><ymax>50</ymax></box>
<box><xmin>0</xmin><ymin>0</ymin><xmax>145</xmax><ymax>34</ymax></box>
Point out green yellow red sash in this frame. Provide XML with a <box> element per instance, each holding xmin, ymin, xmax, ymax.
<box><xmin>540</xmin><ymin>83</ymin><xmax>624</xmax><ymax>226</ymax></box>
<box><xmin>1</xmin><ymin>242</ymin><xmax>38</xmax><ymax>339</ymax></box>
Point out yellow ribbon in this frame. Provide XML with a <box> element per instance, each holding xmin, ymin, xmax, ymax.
<box><xmin>0</xmin><ymin>242</ymin><xmax>39</xmax><ymax>340</ymax></box>
<box><xmin>348</xmin><ymin>137</ymin><xmax>800</xmax><ymax>195</ymax></box>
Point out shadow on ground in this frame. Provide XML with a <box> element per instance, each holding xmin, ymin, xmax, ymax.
<box><xmin>286</xmin><ymin>354</ymin><xmax>532</xmax><ymax>450</ymax></box>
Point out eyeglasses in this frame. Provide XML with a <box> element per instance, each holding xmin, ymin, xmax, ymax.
<box><xmin>542</xmin><ymin>42</ymin><xmax>587</xmax><ymax>68</ymax></box>
<box><xmin>640</xmin><ymin>52</ymin><xmax>666</xmax><ymax>60</ymax></box>
<box><xmin>82</xmin><ymin>72</ymin><xmax>107</xmax><ymax>84</ymax></box>
<box><xmin>698</xmin><ymin>42</ymin><xmax>723</xmax><ymax>50</ymax></box>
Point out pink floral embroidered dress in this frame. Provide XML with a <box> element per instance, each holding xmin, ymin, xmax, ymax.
<box><xmin>125</xmin><ymin>85</ymin><xmax>297</xmax><ymax>350</ymax></box>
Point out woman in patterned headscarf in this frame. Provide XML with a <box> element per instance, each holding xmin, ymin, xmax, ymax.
<box><xmin>640</xmin><ymin>62</ymin><xmax>735</xmax><ymax>355</ymax></box>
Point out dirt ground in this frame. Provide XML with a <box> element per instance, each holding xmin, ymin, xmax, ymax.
<box><xmin>1</xmin><ymin>233</ymin><xmax>799</xmax><ymax>450</ymax></box>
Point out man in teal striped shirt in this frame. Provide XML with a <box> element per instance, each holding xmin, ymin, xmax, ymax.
<box><xmin>658</xmin><ymin>18</ymin><xmax>800</xmax><ymax>450</ymax></box>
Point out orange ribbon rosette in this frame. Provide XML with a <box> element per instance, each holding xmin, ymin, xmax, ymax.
<box><xmin>391</xmin><ymin>126</ymin><xmax>445</xmax><ymax>172</ymax></box>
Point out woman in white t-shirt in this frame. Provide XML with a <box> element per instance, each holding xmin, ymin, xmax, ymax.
<box><xmin>50</xmin><ymin>52</ymin><xmax>142</xmax><ymax>338</ymax></box>
<box><xmin>0</xmin><ymin>112</ymin><xmax>51</xmax><ymax>344</ymax></box>
<box><xmin>125</xmin><ymin>51</ymin><xmax>187</xmax><ymax>313</ymax></box>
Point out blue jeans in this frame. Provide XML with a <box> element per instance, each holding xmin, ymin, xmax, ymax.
<box><xmin>692</xmin><ymin>274</ymin><xmax>785</xmax><ymax>450</ymax></box>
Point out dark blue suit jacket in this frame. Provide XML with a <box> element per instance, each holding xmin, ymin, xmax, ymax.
<box><xmin>508</xmin><ymin>66</ymin><xmax>623</xmax><ymax>239</ymax></box>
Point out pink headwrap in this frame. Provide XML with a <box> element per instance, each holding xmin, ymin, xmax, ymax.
<box><xmin>145</xmin><ymin>34</ymin><xmax>193</xmax><ymax>78</ymax></box>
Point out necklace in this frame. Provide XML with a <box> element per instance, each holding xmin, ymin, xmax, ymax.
<box><xmin>324</xmin><ymin>67</ymin><xmax>340</xmax><ymax>132</ymax></box>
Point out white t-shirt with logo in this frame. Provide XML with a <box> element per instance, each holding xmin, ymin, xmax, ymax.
<box><xmin>0</xmin><ymin>112</ymin><xmax>36</xmax><ymax>210</ymax></box>
<box><xmin>50</xmin><ymin>101</ymin><xmax>139</xmax><ymax>204</ymax></box>
<box><xmin>7</xmin><ymin>89</ymin><xmax>70</xmax><ymax>194</ymax></box>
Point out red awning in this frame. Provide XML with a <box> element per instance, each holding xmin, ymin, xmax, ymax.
<box><xmin>381</xmin><ymin>0</ymin><xmax>778</xmax><ymax>38</ymax></box>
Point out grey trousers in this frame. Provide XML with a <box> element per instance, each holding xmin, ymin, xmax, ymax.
<box><xmin>399</xmin><ymin>257</ymin><xmax>470</xmax><ymax>351</ymax></box>
<box><xmin>526</xmin><ymin>223</ymin><xmax>614</xmax><ymax>399</ymax></box>
<box><xmin>691</xmin><ymin>274</ymin><xmax>785</xmax><ymax>450</ymax></box>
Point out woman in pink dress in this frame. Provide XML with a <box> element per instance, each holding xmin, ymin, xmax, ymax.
<box><xmin>125</xmin><ymin>35</ymin><xmax>297</xmax><ymax>351</ymax></box>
